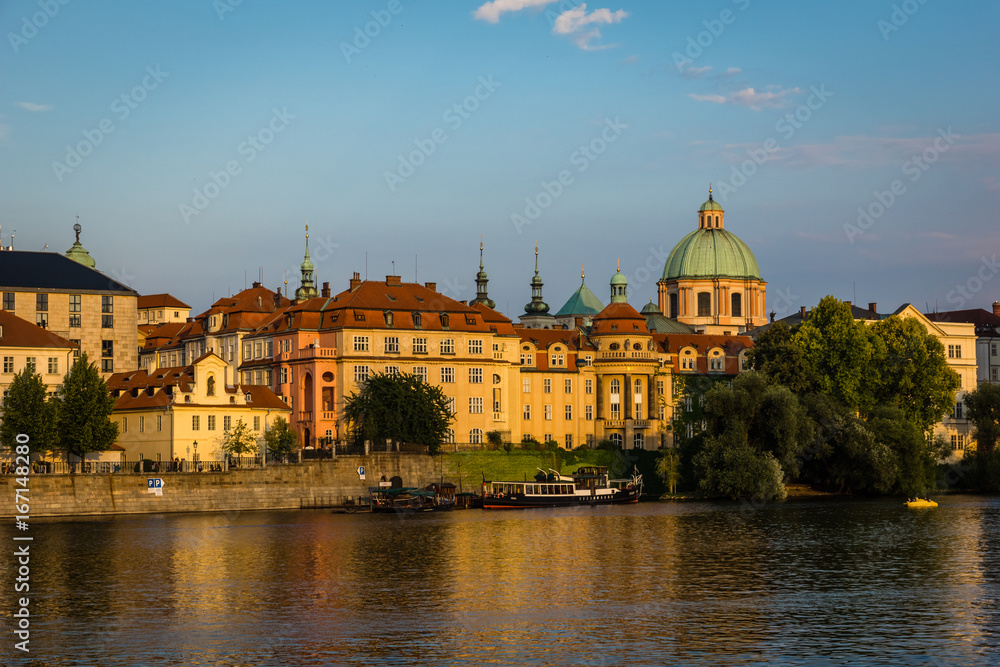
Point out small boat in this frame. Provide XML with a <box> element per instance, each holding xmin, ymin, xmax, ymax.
<box><xmin>482</xmin><ymin>466</ymin><xmax>642</xmax><ymax>509</ymax></box>
<box><xmin>905</xmin><ymin>498</ymin><xmax>938</xmax><ymax>508</ymax></box>
<box><xmin>369</xmin><ymin>487</ymin><xmax>455</xmax><ymax>513</ymax></box>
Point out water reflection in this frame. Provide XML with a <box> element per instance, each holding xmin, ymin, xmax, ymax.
<box><xmin>2</xmin><ymin>498</ymin><xmax>998</xmax><ymax>666</ymax></box>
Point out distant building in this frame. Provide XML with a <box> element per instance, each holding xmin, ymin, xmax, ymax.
<box><xmin>0</xmin><ymin>225</ymin><xmax>138</xmax><ymax>376</ymax></box>
<box><xmin>0</xmin><ymin>309</ymin><xmax>77</xmax><ymax>401</ymax></box>
<box><xmin>137</xmin><ymin>293</ymin><xmax>191</xmax><ymax>326</ymax></box>
<box><xmin>926</xmin><ymin>303</ymin><xmax>1000</xmax><ymax>386</ymax></box>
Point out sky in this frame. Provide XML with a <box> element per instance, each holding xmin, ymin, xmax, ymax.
<box><xmin>2</xmin><ymin>0</ymin><xmax>999</xmax><ymax>320</ymax></box>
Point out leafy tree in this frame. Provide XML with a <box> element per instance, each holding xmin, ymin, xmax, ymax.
<box><xmin>867</xmin><ymin>316</ymin><xmax>960</xmax><ymax>431</ymax></box>
<box><xmin>749</xmin><ymin>321</ymin><xmax>818</xmax><ymax>394</ymax></box>
<box><xmin>794</xmin><ymin>296</ymin><xmax>873</xmax><ymax>410</ymax></box>
<box><xmin>964</xmin><ymin>383</ymin><xmax>1000</xmax><ymax>492</ymax></box>
<box><xmin>693</xmin><ymin>435</ymin><xmax>787</xmax><ymax>501</ymax></box>
<box><xmin>55</xmin><ymin>354</ymin><xmax>118</xmax><ymax>466</ymax></box>
<box><xmin>222</xmin><ymin>418</ymin><xmax>259</xmax><ymax>456</ymax></box>
<box><xmin>656</xmin><ymin>449</ymin><xmax>680</xmax><ymax>495</ymax></box>
<box><xmin>342</xmin><ymin>372</ymin><xmax>454</xmax><ymax>455</ymax></box>
<box><xmin>867</xmin><ymin>407</ymin><xmax>936</xmax><ymax>495</ymax></box>
<box><xmin>0</xmin><ymin>368</ymin><xmax>58</xmax><ymax>456</ymax></box>
<box><xmin>264</xmin><ymin>416</ymin><xmax>297</xmax><ymax>459</ymax></box>
<box><xmin>486</xmin><ymin>430</ymin><xmax>504</xmax><ymax>451</ymax></box>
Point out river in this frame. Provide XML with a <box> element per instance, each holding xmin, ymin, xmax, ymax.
<box><xmin>2</xmin><ymin>496</ymin><xmax>999</xmax><ymax>666</ymax></box>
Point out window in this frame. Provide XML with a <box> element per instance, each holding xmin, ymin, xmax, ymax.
<box><xmin>610</xmin><ymin>379</ymin><xmax>620</xmax><ymax>395</ymax></box>
<box><xmin>469</xmin><ymin>397</ymin><xmax>484</xmax><ymax>414</ymax></box>
<box><xmin>36</xmin><ymin>313</ymin><xmax>48</xmax><ymax>328</ymax></box>
<box><xmin>36</xmin><ymin>294</ymin><xmax>48</xmax><ymax>312</ymax></box>
<box><xmin>609</xmin><ymin>433</ymin><xmax>623</xmax><ymax>448</ymax></box>
<box><xmin>70</xmin><ymin>340</ymin><xmax>80</xmax><ymax>358</ymax></box>
<box><xmin>192</xmin><ymin>415</ymin><xmax>200</xmax><ymax>431</ymax></box>
<box><xmin>157</xmin><ymin>415</ymin><xmax>162</xmax><ymax>431</ymax></box>
<box><xmin>441</xmin><ymin>367</ymin><xmax>455</xmax><ymax>383</ymax></box>
<box><xmin>681</xmin><ymin>356</ymin><xmax>695</xmax><ymax>370</ymax></box>
<box><xmin>2</xmin><ymin>357</ymin><xmax>12</xmax><ymax>373</ymax></box>
<box><xmin>550</xmin><ymin>353</ymin><xmax>564</xmax><ymax>366</ymax></box>
<box><xmin>544</xmin><ymin>379</ymin><xmax>552</xmax><ymax>394</ymax></box>
<box><xmin>67</xmin><ymin>294</ymin><xmax>81</xmax><ymax>313</ymax></box>
<box><xmin>208</xmin><ymin>415</ymin><xmax>216</xmax><ymax>431</ymax></box>
<box><xmin>544</xmin><ymin>404</ymin><xmax>552</xmax><ymax>420</ymax></box>
<box><xmin>102</xmin><ymin>314</ymin><xmax>113</xmax><ymax>328</ymax></box>
<box><xmin>523</xmin><ymin>404</ymin><xmax>531</xmax><ymax>419</ymax></box>
<box><xmin>47</xmin><ymin>358</ymin><xmax>58</xmax><ymax>374</ymax></box>
<box><xmin>353</xmin><ymin>336</ymin><xmax>369</xmax><ymax>352</ymax></box>
<box><xmin>354</xmin><ymin>365</ymin><xmax>369</xmax><ymax>382</ymax></box>
<box><xmin>470</xmin><ymin>428</ymin><xmax>483</xmax><ymax>445</ymax></box>
<box><xmin>948</xmin><ymin>345</ymin><xmax>961</xmax><ymax>359</ymax></box>
<box><xmin>731</xmin><ymin>293</ymin><xmax>742</xmax><ymax>317</ymax></box>
<box><xmin>469</xmin><ymin>339</ymin><xmax>483</xmax><ymax>354</ymax></box>
<box><xmin>254</xmin><ymin>416</ymin><xmax>261</xmax><ymax>431</ymax></box>
<box><xmin>469</xmin><ymin>368</ymin><xmax>483</xmax><ymax>384</ymax></box>
<box><xmin>139</xmin><ymin>416</ymin><xmax>144</xmax><ymax>433</ymax></box>
<box><xmin>951</xmin><ymin>434</ymin><xmax>966</xmax><ymax>450</ymax></box>
<box><xmin>446</xmin><ymin>396</ymin><xmax>456</xmax><ymax>414</ymax></box>
<box><xmin>564</xmin><ymin>379</ymin><xmax>572</xmax><ymax>394</ymax></box>
<box><xmin>122</xmin><ymin>417</ymin><xmax>128</xmax><ymax>433</ymax></box>
<box><xmin>101</xmin><ymin>295</ymin><xmax>113</xmax><ymax>313</ymax></box>
<box><xmin>633</xmin><ymin>433</ymin><xmax>645</xmax><ymax>449</ymax></box>
<box><xmin>523</xmin><ymin>378</ymin><xmax>531</xmax><ymax>393</ymax></box>
<box><xmin>443</xmin><ymin>428</ymin><xmax>455</xmax><ymax>444</ymax></box>
<box><xmin>2</xmin><ymin>292</ymin><xmax>13</xmax><ymax>310</ymax></box>
<box><xmin>520</xmin><ymin>353</ymin><xmax>532</xmax><ymax>365</ymax></box>
<box><xmin>993</xmin><ymin>367</ymin><xmax>999</xmax><ymax>382</ymax></box>
<box><xmin>697</xmin><ymin>292</ymin><xmax>711</xmax><ymax>317</ymax></box>
<box><xmin>69</xmin><ymin>314</ymin><xmax>81</xmax><ymax>327</ymax></box>
<box><xmin>385</xmin><ymin>365</ymin><xmax>400</xmax><ymax>376</ymax></box>
<box><xmin>224</xmin><ymin>416</ymin><xmax>232</xmax><ymax>431</ymax></box>
<box><xmin>384</xmin><ymin>336</ymin><xmax>399</xmax><ymax>353</ymax></box>
<box><xmin>685</xmin><ymin>396</ymin><xmax>693</xmax><ymax>411</ymax></box>
<box><xmin>954</xmin><ymin>402</ymin><xmax>963</xmax><ymax>419</ymax></box>
<box><xmin>993</xmin><ymin>343</ymin><xmax>998</xmax><ymax>357</ymax></box>
<box><xmin>280</xmin><ymin>368</ymin><xmax>288</xmax><ymax>384</ymax></box>
<box><xmin>710</xmin><ymin>357</ymin><xmax>724</xmax><ymax>371</ymax></box>
<box><xmin>610</xmin><ymin>403</ymin><xmax>620</xmax><ymax>419</ymax></box>
<box><xmin>384</xmin><ymin>311</ymin><xmax>394</xmax><ymax>327</ymax></box>
<box><xmin>413</xmin><ymin>312</ymin><xmax>422</xmax><ymax>329</ymax></box>
<box><xmin>586</xmin><ymin>405</ymin><xmax>593</xmax><ymax>420</ymax></box>
<box><xmin>413</xmin><ymin>337</ymin><xmax>427</xmax><ymax>354</ymax></box>
<box><xmin>441</xmin><ymin>339</ymin><xmax>455</xmax><ymax>354</ymax></box>
<box><xmin>564</xmin><ymin>434</ymin><xmax>573</xmax><ymax>449</ymax></box>
<box><xmin>658</xmin><ymin>404</ymin><xmax>666</xmax><ymax>421</ymax></box>
<box><xmin>564</xmin><ymin>404</ymin><xmax>572</xmax><ymax>420</ymax></box>
<box><xmin>657</xmin><ymin>380</ymin><xmax>664</xmax><ymax>396</ymax></box>
<box><xmin>585</xmin><ymin>379</ymin><xmax>593</xmax><ymax>394</ymax></box>
<box><xmin>413</xmin><ymin>366</ymin><xmax>427</xmax><ymax>382</ymax></box>
<box><xmin>440</xmin><ymin>313</ymin><xmax>450</xmax><ymax>329</ymax></box>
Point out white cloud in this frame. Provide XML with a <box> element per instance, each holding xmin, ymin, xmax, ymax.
<box><xmin>473</xmin><ymin>0</ymin><xmax>556</xmax><ymax>23</ymax></box>
<box><xmin>553</xmin><ymin>4</ymin><xmax>628</xmax><ymax>50</ymax></box>
<box><xmin>16</xmin><ymin>101</ymin><xmax>52</xmax><ymax>112</ymax></box>
<box><xmin>689</xmin><ymin>86</ymin><xmax>800</xmax><ymax>111</ymax></box>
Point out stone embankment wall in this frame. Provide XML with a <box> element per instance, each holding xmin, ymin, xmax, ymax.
<box><xmin>1</xmin><ymin>454</ymin><xmax>440</xmax><ymax>518</ymax></box>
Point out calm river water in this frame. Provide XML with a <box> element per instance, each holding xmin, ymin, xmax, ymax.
<box><xmin>2</xmin><ymin>496</ymin><xmax>999</xmax><ymax>666</ymax></box>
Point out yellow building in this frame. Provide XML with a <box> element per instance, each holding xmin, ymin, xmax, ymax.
<box><xmin>0</xmin><ymin>226</ymin><xmax>138</xmax><ymax>377</ymax></box>
<box><xmin>0</xmin><ymin>310</ymin><xmax>77</xmax><ymax>401</ymax></box>
<box><xmin>137</xmin><ymin>293</ymin><xmax>191</xmax><ymax>325</ymax></box>
<box><xmin>109</xmin><ymin>352</ymin><xmax>291</xmax><ymax>463</ymax></box>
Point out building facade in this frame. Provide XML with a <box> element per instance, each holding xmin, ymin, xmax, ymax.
<box><xmin>0</xmin><ymin>310</ymin><xmax>77</xmax><ymax>402</ymax></box>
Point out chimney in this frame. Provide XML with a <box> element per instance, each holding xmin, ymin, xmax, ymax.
<box><xmin>252</xmin><ymin>281</ymin><xmax>262</xmax><ymax>289</ymax></box>
<box><xmin>799</xmin><ymin>306</ymin><xmax>806</xmax><ymax>320</ymax></box>
<box><xmin>868</xmin><ymin>302</ymin><xmax>877</xmax><ymax>314</ymax></box>
<box><xmin>321</xmin><ymin>282</ymin><xmax>330</xmax><ymax>298</ymax></box>
<box><xmin>386</xmin><ymin>275</ymin><xmax>401</xmax><ymax>286</ymax></box>
<box><xmin>425</xmin><ymin>282</ymin><xmax>437</xmax><ymax>292</ymax></box>
<box><xmin>273</xmin><ymin>288</ymin><xmax>281</xmax><ymax>310</ymax></box>
<box><xmin>349</xmin><ymin>272</ymin><xmax>362</xmax><ymax>290</ymax></box>
<box><xmin>994</xmin><ymin>301</ymin><xmax>1000</xmax><ymax>317</ymax></box>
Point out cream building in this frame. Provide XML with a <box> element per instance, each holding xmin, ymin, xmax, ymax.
<box><xmin>0</xmin><ymin>310</ymin><xmax>77</xmax><ymax>401</ymax></box>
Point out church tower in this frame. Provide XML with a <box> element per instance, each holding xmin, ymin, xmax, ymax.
<box><xmin>519</xmin><ymin>244</ymin><xmax>555</xmax><ymax>329</ymax></box>
<box><xmin>468</xmin><ymin>239</ymin><xmax>496</xmax><ymax>309</ymax></box>
<box><xmin>294</xmin><ymin>224</ymin><xmax>319</xmax><ymax>301</ymax></box>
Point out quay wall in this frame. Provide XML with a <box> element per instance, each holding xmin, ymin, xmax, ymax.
<box><xmin>1</xmin><ymin>454</ymin><xmax>441</xmax><ymax>518</ymax></box>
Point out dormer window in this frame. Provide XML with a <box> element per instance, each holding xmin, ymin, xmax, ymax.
<box><xmin>440</xmin><ymin>313</ymin><xmax>449</xmax><ymax>328</ymax></box>
<box><xmin>384</xmin><ymin>311</ymin><xmax>394</xmax><ymax>327</ymax></box>
<box><xmin>413</xmin><ymin>312</ymin><xmax>422</xmax><ymax>328</ymax></box>
<box><xmin>245</xmin><ymin>392</ymin><xmax>252</xmax><ymax>402</ymax></box>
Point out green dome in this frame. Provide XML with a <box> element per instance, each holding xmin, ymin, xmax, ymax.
<box><xmin>610</xmin><ymin>271</ymin><xmax>628</xmax><ymax>286</ymax></box>
<box><xmin>662</xmin><ymin>228</ymin><xmax>761</xmax><ymax>280</ymax></box>
<box><xmin>699</xmin><ymin>197</ymin><xmax>724</xmax><ymax>212</ymax></box>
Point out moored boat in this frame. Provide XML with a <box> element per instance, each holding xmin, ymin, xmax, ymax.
<box><xmin>905</xmin><ymin>497</ymin><xmax>938</xmax><ymax>508</ymax></box>
<box><xmin>369</xmin><ymin>487</ymin><xmax>455</xmax><ymax>513</ymax></box>
<box><xmin>482</xmin><ymin>466</ymin><xmax>642</xmax><ymax>509</ymax></box>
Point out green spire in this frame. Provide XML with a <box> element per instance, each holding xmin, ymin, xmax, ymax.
<box><xmin>523</xmin><ymin>243</ymin><xmax>550</xmax><ymax>315</ymax></box>
<box><xmin>295</xmin><ymin>223</ymin><xmax>318</xmax><ymax>300</ymax></box>
<box><xmin>65</xmin><ymin>218</ymin><xmax>96</xmax><ymax>269</ymax></box>
<box><xmin>469</xmin><ymin>238</ymin><xmax>495</xmax><ymax>309</ymax></box>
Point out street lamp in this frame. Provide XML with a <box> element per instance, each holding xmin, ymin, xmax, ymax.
<box><xmin>193</xmin><ymin>440</ymin><xmax>198</xmax><ymax>462</ymax></box>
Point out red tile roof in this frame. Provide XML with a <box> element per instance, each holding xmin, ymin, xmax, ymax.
<box><xmin>0</xmin><ymin>310</ymin><xmax>77</xmax><ymax>349</ymax></box>
<box><xmin>137</xmin><ymin>293</ymin><xmax>190</xmax><ymax>310</ymax></box>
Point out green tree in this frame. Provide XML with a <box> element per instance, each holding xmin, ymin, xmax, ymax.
<box><xmin>964</xmin><ymin>383</ymin><xmax>1000</xmax><ymax>492</ymax></box>
<box><xmin>748</xmin><ymin>321</ymin><xmax>818</xmax><ymax>394</ymax></box>
<box><xmin>342</xmin><ymin>372</ymin><xmax>454</xmax><ymax>455</ymax></box>
<box><xmin>794</xmin><ymin>296</ymin><xmax>873</xmax><ymax>410</ymax></box>
<box><xmin>263</xmin><ymin>416</ymin><xmax>297</xmax><ymax>459</ymax></box>
<box><xmin>486</xmin><ymin>430</ymin><xmax>504</xmax><ymax>451</ymax></box>
<box><xmin>867</xmin><ymin>316</ymin><xmax>960</xmax><ymax>431</ymax></box>
<box><xmin>868</xmin><ymin>407</ymin><xmax>936</xmax><ymax>495</ymax></box>
<box><xmin>693</xmin><ymin>435</ymin><xmax>787</xmax><ymax>501</ymax></box>
<box><xmin>55</xmin><ymin>354</ymin><xmax>118</xmax><ymax>466</ymax></box>
<box><xmin>656</xmin><ymin>449</ymin><xmax>680</xmax><ymax>495</ymax></box>
<box><xmin>222</xmin><ymin>418</ymin><xmax>259</xmax><ymax>457</ymax></box>
<box><xmin>0</xmin><ymin>367</ymin><xmax>58</xmax><ymax>456</ymax></box>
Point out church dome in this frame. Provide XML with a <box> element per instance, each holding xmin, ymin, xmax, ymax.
<box><xmin>662</xmin><ymin>228</ymin><xmax>761</xmax><ymax>280</ymax></box>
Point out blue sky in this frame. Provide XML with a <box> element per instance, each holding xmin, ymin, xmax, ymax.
<box><xmin>2</xmin><ymin>0</ymin><xmax>998</xmax><ymax>318</ymax></box>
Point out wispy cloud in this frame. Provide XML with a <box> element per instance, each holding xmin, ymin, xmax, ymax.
<box><xmin>473</xmin><ymin>0</ymin><xmax>556</xmax><ymax>23</ymax></box>
<box><xmin>677</xmin><ymin>64</ymin><xmax>743</xmax><ymax>80</ymax></box>
<box><xmin>16</xmin><ymin>101</ymin><xmax>52</xmax><ymax>112</ymax></box>
<box><xmin>621</xmin><ymin>54</ymin><xmax>639</xmax><ymax>65</ymax></box>
<box><xmin>690</xmin><ymin>86</ymin><xmax>800</xmax><ymax>111</ymax></box>
<box><xmin>553</xmin><ymin>4</ymin><xmax>628</xmax><ymax>50</ymax></box>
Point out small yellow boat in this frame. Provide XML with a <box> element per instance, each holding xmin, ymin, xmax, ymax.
<box><xmin>905</xmin><ymin>498</ymin><xmax>938</xmax><ymax>508</ymax></box>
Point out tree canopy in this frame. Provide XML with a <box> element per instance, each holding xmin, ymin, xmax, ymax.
<box><xmin>264</xmin><ymin>416</ymin><xmax>298</xmax><ymax>458</ymax></box>
<box><xmin>342</xmin><ymin>372</ymin><xmax>454</xmax><ymax>455</ymax></box>
<box><xmin>222</xmin><ymin>418</ymin><xmax>259</xmax><ymax>457</ymax></box>
<box><xmin>55</xmin><ymin>354</ymin><xmax>118</xmax><ymax>464</ymax></box>
<box><xmin>0</xmin><ymin>367</ymin><xmax>58</xmax><ymax>456</ymax></box>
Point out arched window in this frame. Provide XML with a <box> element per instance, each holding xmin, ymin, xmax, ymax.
<box><xmin>384</xmin><ymin>311</ymin><xmax>394</xmax><ymax>326</ymax></box>
<box><xmin>470</xmin><ymin>428</ymin><xmax>483</xmax><ymax>445</ymax></box>
<box><xmin>440</xmin><ymin>313</ymin><xmax>449</xmax><ymax>328</ymax></box>
<box><xmin>413</xmin><ymin>312</ymin><xmax>422</xmax><ymax>328</ymax></box>
<box><xmin>731</xmin><ymin>293</ymin><xmax>742</xmax><ymax>317</ymax></box>
<box><xmin>444</xmin><ymin>429</ymin><xmax>455</xmax><ymax>444</ymax></box>
<box><xmin>633</xmin><ymin>433</ymin><xmax>645</xmax><ymax>449</ymax></box>
<box><xmin>634</xmin><ymin>378</ymin><xmax>642</xmax><ymax>393</ymax></box>
<box><xmin>669</xmin><ymin>293</ymin><xmax>678</xmax><ymax>318</ymax></box>
<box><xmin>697</xmin><ymin>292</ymin><xmax>712</xmax><ymax>317</ymax></box>
<box><xmin>610</xmin><ymin>379</ymin><xmax>620</xmax><ymax>394</ymax></box>
<box><xmin>715</xmin><ymin>215</ymin><xmax>720</xmax><ymax>227</ymax></box>
<box><xmin>609</xmin><ymin>433</ymin><xmax>623</xmax><ymax>448</ymax></box>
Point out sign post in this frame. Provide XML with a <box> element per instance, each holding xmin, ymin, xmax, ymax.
<box><xmin>147</xmin><ymin>478</ymin><xmax>164</xmax><ymax>496</ymax></box>
<box><xmin>357</xmin><ymin>465</ymin><xmax>365</xmax><ymax>481</ymax></box>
